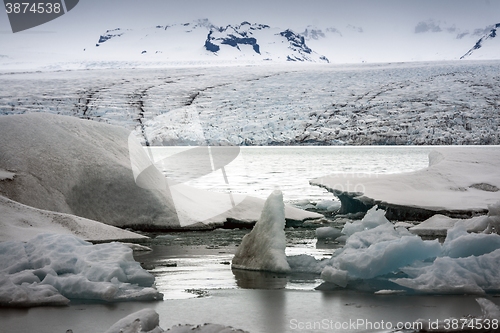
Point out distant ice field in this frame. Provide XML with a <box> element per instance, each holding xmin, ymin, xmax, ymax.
<box><xmin>0</xmin><ymin>60</ymin><xmax>499</xmax><ymax>146</ymax></box>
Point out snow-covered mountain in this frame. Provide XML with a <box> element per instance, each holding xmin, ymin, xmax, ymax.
<box><xmin>92</xmin><ymin>19</ymin><xmax>329</xmax><ymax>63</ymax></box>
<box><xmin>461</xmin><ymin>23</ymin><xmax>500</xmax><ymax>59</ymax></box>
<box><xmin>88</xmin><ymin>19</ymin><xmax>500</xmax><ymax>66</ymax></box>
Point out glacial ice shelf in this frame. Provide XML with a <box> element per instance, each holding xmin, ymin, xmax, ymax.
<box><xmin>310</xmin><ymin>146</ymin><xmax>500</xmax><ymax>220</ymax></box>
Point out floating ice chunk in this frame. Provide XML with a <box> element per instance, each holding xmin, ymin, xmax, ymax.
<box><xmin>320</xmin><ymin>267</ymin><xmax>348</xmax><ymax>287</ymax></box>
<box><xmin>476</xmin><ymin>297</ymin><xmax>500</xmax><ymax>320</ymax></box>
<box><xmin>342</xmin><ymin>223</ymin><xmax>406</xmax><ymax>250</ymax></box>
<box><xmin>342</xmin><ymin>206</ymin><xmax>390</xmax><ymax>237</ymax></box>
<box><xmin>315</xmin><ymin>227</ymin><xmax>342</xmax><ymax>240</ymax></box>
<box><xmin>332</xmin><ymin>236</ymin><xmax>441</xmax><ymax>280</ymax></box>
<box><xmin>485</xmin><ymin>201</ymin><xmax>500</xmax><ymax>234</ymax></box>
<box><xmin>393</xmin><ymin>249</ymin><xmax>500</xmax><ymax>294</ymax></box>
<box><xmin>232</xmin><ymin>190</ymin><xmax>290</xmax><ymax>273</ymax></box>
<box><xmin>286</xmin><ymin>254</ymin><xmax>326</xmax><ymax>274</ymax></box>
<box><xmin>0</xmin><ymin>234</ymin><xmax>162</xmax><ymax>307</ymax></box>
<box><xmin>315</xmin><ymin>200</ymin><xmax>341</xmax><ymax>212</ymax></box>
<box><xmin>410</xmin><ymin>214</ymin><xmax>492</xmax><ymax>237</ymax></box>
<box><xmin>104</xmin><ymin>308</ymin><xmax>163</xmax><ymax>333</ymax></box>
<box><xmin>374</xmin><ymin>289</ymin><xmax>406</xmax><ymax>295</ymax></box>
<box><xmin>442</xmin><ymin>223</ymin><xmax>500</xmax><ymax>258</ymax></box>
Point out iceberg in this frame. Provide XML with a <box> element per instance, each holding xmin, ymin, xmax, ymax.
<box><xmin>232</xmin><ymin>190</ymin><xmax>290</xmax><ymax>273</ymax></box>
<box><xmin>310</xmin><ymin>147</ymin><xmax>500</xmax><ymax>220</ymax></box>
<box><xmin>0</xmin><ymin>234</ymin><xmax>162</xmax><ymax>307</ymax></box>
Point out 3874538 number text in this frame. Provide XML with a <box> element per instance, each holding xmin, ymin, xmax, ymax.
<box><xmin>5</xmin><ymin>2</ymin><xmax>61</xmax><ymax>14</ymax></box>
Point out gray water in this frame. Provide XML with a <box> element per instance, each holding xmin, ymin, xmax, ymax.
<box><xmin>148</xmin><ymin>146</ymin><xmax>433</xmax><ymax>203</ymax></box>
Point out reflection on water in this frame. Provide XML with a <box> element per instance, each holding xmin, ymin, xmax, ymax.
<box><xmin>147</xmin><ymin>146</ymin><xmax>433</xmax><ymax>203</ymax></box>
<box><xmin>232</xmin><ymin>268</ymin><xmax>288</xmax><ymax>289</ymax></box>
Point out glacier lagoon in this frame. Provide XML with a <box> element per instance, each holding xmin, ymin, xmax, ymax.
<box><xmin>1</xmin><ymin>61</ymin><xmax>500</xmax><ymax>332</ymax></box>
<box><xmin>2</xmin><ymin>146</ymin><xmax>499</xmax><ymax>333</ymax></box>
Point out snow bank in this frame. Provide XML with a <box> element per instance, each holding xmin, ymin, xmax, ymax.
<box><xmin>232</xmin><ymin>190</ymin><xmax>290</xmax><ymax>273</ymax></box>
<box><xmin>0</xmin><ymin>234</ymin><xmax>162</xmax><ymax>307</ymax></box>
<box><xmin>0</xmin><ymin>195</ymin><xmax>147</xmax><ymax>242</ymax></box>
<box><xmin>0</xmin><ymin>114</ymin><xmax>320</xmax><ymax>231</ymax></box>
<box><xmin>310</xmin><ymin>147</ymin><xmax>500</xmax><ymax>220</ymax></box>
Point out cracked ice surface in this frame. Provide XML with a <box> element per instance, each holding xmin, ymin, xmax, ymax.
<box><xmin>1</xmin><ymin>61</ymin><xmax>499</xmax><ymax>146</ymax></box>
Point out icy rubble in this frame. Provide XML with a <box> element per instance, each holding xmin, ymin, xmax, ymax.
<box><xmin>235</xmin><ymin>194</ymin><xmax>500</xmax><ymax>294</ymax></box>
<box><xmin>0</xmin><ymin>234</ymin><xmax>162</xmax><ymax>307</ymax></box>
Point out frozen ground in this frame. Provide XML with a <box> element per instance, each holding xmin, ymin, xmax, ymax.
<box><xmin>0</xmin><ymin>61</ymin><xmax>499</xmax><ymax>146</ymax></box>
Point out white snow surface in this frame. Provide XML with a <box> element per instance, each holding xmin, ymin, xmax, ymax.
<box><xmin>311</xmin><ymin>147</ymin><xmax>500</xmax><ymax>213</ymax></box>
<box><xmin>232</xmin><ymin>190</ymin><xmax>291</xmax><ymax>273</ymax></box>
<box><xmin>0</xmin><ymin>195</ymin><xmax>147</xmax><ymax>242</ymax></box>
<box><xmin>0</xmin><ymin>234</ymin><xmax>162</xmax><ymax>307</ymax></box>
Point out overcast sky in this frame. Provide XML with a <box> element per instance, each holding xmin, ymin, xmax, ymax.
<box><xmin>1</xmin><ymin>0</ymin><xmax>499</xmax><ymax>34</ymax></box>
